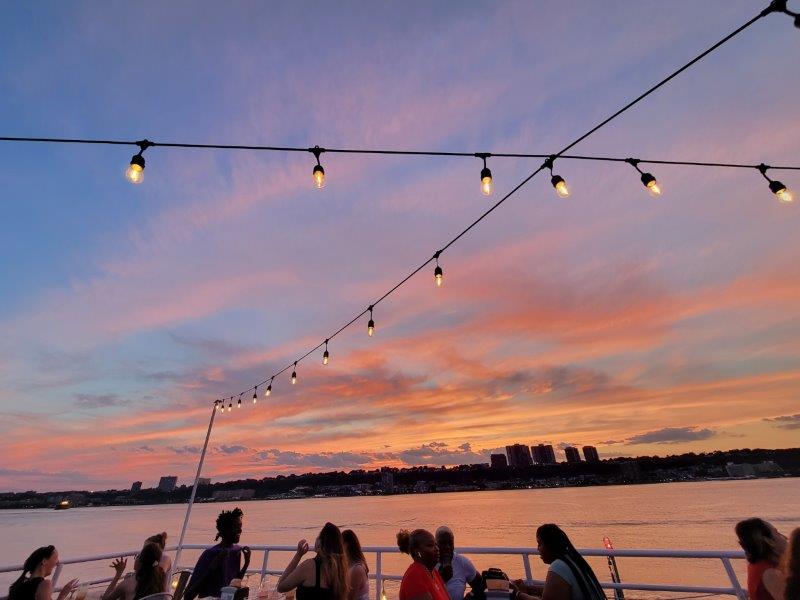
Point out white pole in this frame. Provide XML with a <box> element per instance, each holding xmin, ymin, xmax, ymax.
<box><xmin>173</xmin><ymin>402</ymin><xmax>218</xmax><ymax>573</ymax></box>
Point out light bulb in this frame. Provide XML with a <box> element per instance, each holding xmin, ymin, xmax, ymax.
<box><xmin>480</xmin><ymin>167</ymin><xmax>493</xmax><ymax>196</ymax></box>
<box><xmin>769</xmin><ymin>180</ymin><xmax>793</xmax><ymax>204</ymax></box>
<box><xmin>266</xmin><ymin>384</ymin><xmax>272</xmax><ymax>397</ymax></box>
<box><xmin>434</xmin><ymin>265</ymin><xmax>443</xmax><ymax>287</ymax></box>
<box><xmin>252</xmin><ymin>391</ymin><xmax>258</xmax><ymax>404</ymax></box>
<box><xmin>368</xmin><ymin>319</ymin><xmax>375</xmax><ymax>337</ymax></box>
<box><xmin>552</xmin><ymin>175</ymin><xmax>570</xmax><ymax>198</ymax></box>
<box><xmin>323</xmin><ymin>349</ymin><xmax>329</xmax><ymax>365</ymax></box>
<box><xmin>313</xmin><ymin>164</ymin><xmax>325</xmax><ymax>189</ymax></box>
<box><xmin>237</xmin><ymin>397</ymin><xmax>242</xmax><ymax>408</ymax></box>
<box><xmin>125</xmin><ymin>154</ymin><xmax>145</xmax><ymax>184</ymax></box>
<box><xmin>227</xmin><ymin>402</ymin><xmax>232</xmax><ymax>412</ymax></box>
<box><xmin>641</xmin><ymin>173</ymin><xmax>661</xmax><ymax>197</ymax></box>
<box><xmin>291</xmin><ymin>370</ymin><xmax>297</xmax><ymax>384</ymax></box>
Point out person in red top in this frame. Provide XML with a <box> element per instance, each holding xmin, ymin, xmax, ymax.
<box><xmin>735</xmin><ymin>518</ymin><xmax>787</xmax><ymax>600</ymax></box>
<box><xmin>397</xmin><ymin>529</ymin><xmax>450</xmax><ymax>600</ymax></box>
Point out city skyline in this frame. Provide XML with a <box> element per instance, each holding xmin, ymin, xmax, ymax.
<box><xmin>2</xmin><ymin>2</ymin><xmax>800</xmax><ymax>492</ymax></box>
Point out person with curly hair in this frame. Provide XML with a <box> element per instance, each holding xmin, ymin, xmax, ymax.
<box><xmin>397</xmin><ymin>529</ymin><xmax>449</xmax><ymax>600</ymax></box>
<box><xmin>184</xmin><ymin>508</ymin><xmax>251</xmax><ymax>600</ymax></box>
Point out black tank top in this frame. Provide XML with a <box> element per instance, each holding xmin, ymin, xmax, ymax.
<box><xmin>296</xmin><ymin>556</ymin><xmax>335</xmax><ymax>600</ymax></box>
<box><xmin>10</xmin><ymin>577</ymin><xmax>43</xmax><ymax>600</ymax></box>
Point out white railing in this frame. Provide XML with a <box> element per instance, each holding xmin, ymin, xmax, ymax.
<box><xmin>0</xmin><ymin>544</ymin><xmax>748</xmax><ymax>600</ymax></box>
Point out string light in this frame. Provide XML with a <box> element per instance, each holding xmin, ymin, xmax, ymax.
<box><xmin>545</xmin><ymin>155</ymin><xmax>570</xmax><ymax>198</ymax></box>
<box><xmin>266</xmin><ymin>377</ymin><xmax>273</xmax><ymax>397</ymax></box>
<box><xmin>758</xmin><ymin>163</ymin><xmax>794</xmax><ymax>203</ymax></box>
<box><xmin>434</xmin><ymin>251</ymin><xmax>443</xmax><ymax>287</ymax></box>
<box><xmin>227</xmin><ymin>398</ymin><xmax>232</xmax><ymax>412</ymax></box>
<box><xmin>626</xmin><ymin>158</ymin><xmax>662</xmax><ymax>197</ymax></box>
<box><xmin>323</xmin><ymin>339</ymin><xmax>330</xmax><ymax>365</ymax></box>
<box><xmin>476</xmin><ymin>153</ymin><xmax>493</xmax><ymax>196</ymax></box>
<box><xmin>201</xmin><ymin>2</ymin><xmax>795</xmax><ymax>411</ymax></box>
<box><xmin>253</xmin><ymin>388</ymin><xmax>258</xmax><ymax>404</ymax></box>
<box><xmin>311</xmin><ymin>146</ymin><xmax>325</xmax><ymax>189</ymax></box>
<box><xmin>237</xmin><ymin>394</ymin><xmax>242</xmax><ymax>408</ymax></box>
<box><xmin>124</xmin><ymin>140</ymin><xmax>152</xmax><ymax>185</ymax></box>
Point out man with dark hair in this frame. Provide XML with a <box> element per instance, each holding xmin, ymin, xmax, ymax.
<box><xmin>185</xmin><ymin>508</ymin><xmax>251</xmax><ymax>600</ymax></box>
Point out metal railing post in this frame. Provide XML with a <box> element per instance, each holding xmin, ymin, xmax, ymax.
<box><xmin>721</xmin><ymin>557</ymin><xmax>746</xmax><ymax>600</ymax></box>
<box><xmin>52</xmin><ymin>563</ymin><xmax>63</xmax><ymax>588</ymax></box>
<box><xmin>375</xmin><ymin>551</ymin><xmax>382</xmax><ymax>600</ymax></box>
<box><xmin>522</xmin><ymin>554</ymin><xmax>533</xmax><ymax>582</ymax></box>
<box><xmin>261</xmin><ymin>550</ymin><xmax>270</xmax><ymax>582</ymax></box>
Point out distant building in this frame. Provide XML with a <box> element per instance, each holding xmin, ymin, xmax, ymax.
<box><xmin>563</xmin><ymin>447</ymin><xmax>581</xmax><ymax>463</ymax></box>
<box><xmin>198</xmin><ymin>478</ymin><xmax>212</xmax><ymax>486</ymax></box>
<box><xmin>212</xmin><ymin>489</ymin><xmax>255</xmax><ymax>501</ymax></box>
<box><xmin>505</xmin><ymin>444</ymin><xmax>533</xmax><ymax>469</ymax></box>
<box><xmin>131</xmin><ymin>481</ymin><xmax>142</xmax><ymax>493</ymax></box>
<box><xmin>413</xmin><ymin>480</ymin><xmax>430</xmax><ymax>493</ymax></box>
<box><xmin>490</xmin><ymin>453</ymin><xmax>508</xmax><ymax>468</ymax></box>
<box><xmin>754</xmin><ymin>461</ymin><xmax>783</xmax><ymax>476</ymax></box>
<box><xmin>380</xmin><ymin>467</ymin><xmax>395</xmax><ymax>494</ymax></box>
<box><xmin>619</xmin><ymin>461</ymin><xmax>642</xmax><ymax>480</ymax></box>
<box><xmin>531</xmin><ymin>444</ymin><xmax>557</xmax><ymax>465</ymax></box>
<box><xmin>583</xmin><ymin>446</ymin><xmax>600</xmax><ymax>463</ymax></box>
<box><xmin>158</xmin><ymin>476</ymin><xmax>178</xmax><ymax>492</ymax></box>
<box><xmin>726</xmin><ymin>462</ymin><xmax>756</xmax><ymax>478</ymax></box>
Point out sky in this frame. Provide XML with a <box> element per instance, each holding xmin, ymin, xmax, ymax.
<box><xmin>1</xmin><ymin>1</ymin><xmax>799</xmax><ymax>492</ymax></box>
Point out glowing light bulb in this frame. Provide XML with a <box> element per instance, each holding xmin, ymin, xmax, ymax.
<box><xmin>291</xmin><ymin>369</ymin><xmax>297</xmax><ymax>385</ymax></box>
<box><xmin>125</xmin><ymin>154</ymin><xmax>145</xmax><ymax>184</ymax></box>
<box><xmin>480</xmin><ymin>166</ymin><xmax>493</xmax><ymax>196</ymax></box>
<box><xmin>434</xmin><ymin>265</ymin><xmax>443</xmax><ymax>287</ymax></box>
<box><xmin>368</xmin><ymin>319</ymin><xmax>375</xmax><ymax>337</ymax></box>
<box><xmin>323</xmin><ymin>349</ymin><xmax>329</xmax><ymax>365</ymax></box>
<box><xmin>313</xmin><ymin>164</ymin><xmax>325</xmax><ymax>189</ymax></box>
<box><xmin>227</xmin><ymin>402</ymin><xmax>232</xmax><ymax>412</ymax></box>
<box><xmin>769</xmin><ymin>180</ymin><xmax>793</xmax><ymax>204</ymax></box>
<box><xmin>641</xmin><ymin>173</ymin><xmax>661</xmax><ymax>197</ymax></box>
<box><xmin>237</xmin><ymin>396</ymin><xmax>242</xmax><ymax>408</ymax></box>
<box><xmin>551</xmin><ymin>175</ymin><xmax>570</xmax><ymax>198</ymax></box>
<box><xmin>265</xmin><ymin>384</ymin><xmax>272</xmax><ymax>397</ymax></box>
<box><xmin>253</xmin><ymin>390</ymin><xmax>258</xmax><ymax>404</ymax></box>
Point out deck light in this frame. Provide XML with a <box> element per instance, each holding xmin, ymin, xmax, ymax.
<box><xmin>291</xmin><ymin>362</ymin><xmax>298</xmax><ymax>384</ymax></box>
<box><xmin>434</xmin><ymin>251</ymin><xmax>443</xmax><ymax>287</ymax></box>
<box><xmin>626</xmin><ymin>158</ymin><xmax>662</xmax><ymax>197</ymax></box>
<box><xmin>237</xmin><ymin>394</ymin><xmax>242</xmax><ymax>408</ymax></box>
<box><xmin>311</xmin><ymin>146</ymin><xmax>325</xmax><ymax>189</ymax></box>
<box><xmin>266</xmin><ymin>378</ymin><xmax>273</xmax><ymax>397</ymax></box>
<box><xmin>125</xmin><ymin>140</ymin><xmax>152</xmax><ymax>185</ymax></box>
<box><xmin>477</xmin><ymin>153</ymin><xmax>493</xmax><ymax>196</ymax></box>
<box><xmin>545</xmin><ymin>156</ymin><xmax>570</xmax><ymax>198</ymax></box>
<box><xmin>367</xmin><ymin>306</ymin><xmax>375</xmax><ymax>337</ymax></box>
<box><xmin>323</xmin><ymin>339</ymin><xmax>330</xmax><ymax>365</ymax></box>
<box><xmin>227</xmin><ymin>399</ymin><xmax>232</xmax><ymax>412</ymax></box>
<box><xmin>758</xmin><ymin>163</ymin><xmax>793</xmax><ymax>204</ymax></box>
<box><xmin>253</xmin><ymin>388</ymin><xmax>258</xmax><ymax>404</ymax></box>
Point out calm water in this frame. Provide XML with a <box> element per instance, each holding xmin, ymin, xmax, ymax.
<box><xmin>2</xmin><ymin>479</ymin><xmax>799</xmax><ymax>598</ymax></box>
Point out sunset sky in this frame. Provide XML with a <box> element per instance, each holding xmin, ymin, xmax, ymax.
<box><xmin>1</xmin><ymin>1</ymin><xmax>799</xmax><ymax>492</ymax></box>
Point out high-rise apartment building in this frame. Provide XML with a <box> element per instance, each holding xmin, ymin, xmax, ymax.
<box><xmin>490</xmin><ymin>453</ymin><xmax>508</xmax><ymax>468</ymax></box>
<box><xmin>505</xmin><ymin>444</ymin><xmax>533</xmax><ymax>468</ymax></box>
<box><xmin>564</xmin><ymin>446</ymin><xmax>581</xmax><ymax>463</ymax></box>
<box><xmin>531</xmin><ymin>444</ymin><xmax>557</xmax><ymax>465</ymax></box>
<box><xmin>583</xmin><ymin>446</ymin><xmax>600</xmax><ymax>463</ymax></box>
<box><xmin>157</xmin><ymin>476</ymin><xmax>178</xmax><ymax>492</ymax></box>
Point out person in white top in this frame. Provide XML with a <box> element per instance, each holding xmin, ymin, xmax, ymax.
<box><xmin>435</xmin><ymin>527</ymin><xmax>484</xmax><ymax>600</ymax></box>
<box><xmin>511</xmin><ymin>524</ymin><xmax>605</xmax><ymax>600</ymax></box>
<box><xmin>342</xmin><ymin>529</ymin><xmax>370</xmax><ymax>600</ymax></box>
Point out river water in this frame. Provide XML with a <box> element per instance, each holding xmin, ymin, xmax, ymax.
<box><xmin>2</xmin><ymin>479</ymin><xmax>799</xmax><ymax>599</ymax></box>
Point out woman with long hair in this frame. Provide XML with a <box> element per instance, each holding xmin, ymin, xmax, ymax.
<box><xmin>277</xmin><ymin>522</ymin><xmax>349</xmax><ymax>600</ymax></box>
<box><xmin>342</xmin><ymin>530</ymin><xmax>369</xmax><ymax>600</ymax></box>
<box><xmin>736</xmin><ymin>518</ymin><xmax>787</xmax><ymax>600</ymax></box>
<box><xmin>144</xmin><ymin>532</ymin><xmax>172</xmax><ymax>577</ymax></box>
<box><xmin>8</xmin><ymin>546</ymin><xmax>78</xmax><ymax>600</ymax></box>
<box><xmin>102</xmin><ymin>543</ymin><xmax>166</xmax><ymax>600</ymax></box>
<box><xmin>512</xmin><ymin>524</ymin><xmax>605</xmax><ymax>600</ymax></box>
<box><xmin>783</xmin><ymin>527</ymin><xmax>800</xmax><ymax>600</ymax></box>
<box><xmin>397</xmin><ymin>529</ymin><xmax>449</xmax><ymax>600</ymax></box>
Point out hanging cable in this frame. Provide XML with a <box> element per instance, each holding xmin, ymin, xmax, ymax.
<box><xmin>206</xmin><ymin>0</ymin><xmax>791</xmax><ymax>409</ymax></box>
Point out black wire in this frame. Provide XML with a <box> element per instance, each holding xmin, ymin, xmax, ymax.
<box><xmin>1</xmin><ymin>137</ymin><xmax>798</xmax><ymax>171</ymax></box>
<box><xmin>214</xmin><ymin>2</ymin><xmax>781</xmax><ymax>404</ymax></box>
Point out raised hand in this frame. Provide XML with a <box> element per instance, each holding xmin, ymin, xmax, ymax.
<box><xmin>110</xmin><ymin>557</ymin><xmax>128</xmax><ymax>576</ymax></box>
<box><xmin>296</xmin><ymin>539</ymin><xmax>309</xmax><ymax>556</ymax></box>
